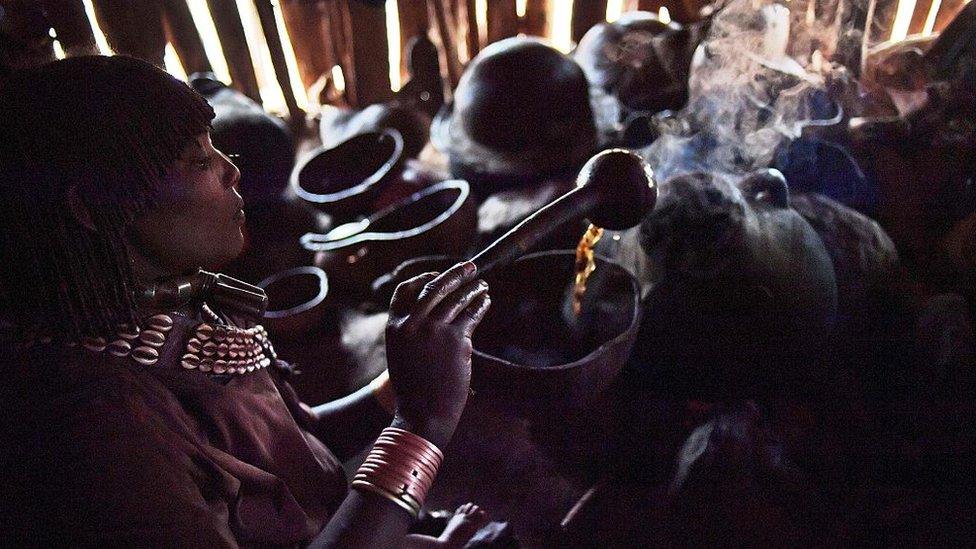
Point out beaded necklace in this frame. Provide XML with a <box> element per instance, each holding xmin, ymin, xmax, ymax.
<box><xmin>74</xmin><ymin>305</ymin><xmax>276</xmax><ymax>376</ymax></box>
<box><xmin>18</xmin><ymin>271</ymin><xmax>274</xmax><ymax>377</ymax></box>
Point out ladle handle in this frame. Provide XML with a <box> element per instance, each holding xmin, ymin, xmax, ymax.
<box><xmin>469</xmin><ymin>186</ymin><xmax>598</xmax><ymax>277</ymax></box>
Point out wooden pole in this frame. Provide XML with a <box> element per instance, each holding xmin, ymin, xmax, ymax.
<box><xmin>326</xmin><ymin>0</ymin><xmax>355</xmax><ymax>105</ymax></box>
<box><xmin>398</xmin><ymin>0</ymin><xmax>431</xmax><ymax>82</ymax></box>
<box><xmin>465</xmin><ymin>0</ymin><xmax>480</xmax><ymax>59</ymax></box>
<box><xmin>448</xmin><ymin>0</ymin><xmax>463</xmax><ymax>31</ymax></box>
<box><xmin>636</xmin><ymin>0</ymin><xmax>662</xmax><ymax>13</ymax></box>
<box><xmin>935</xmin><ymin>0</ymin><xmax>968</xmax><ymax>32</ymax></box>
<box><xmin>39</xmin><ymin>0</ymin><xmax>99</xmax><ymax>56</ymax></box>
<box><xmin>310</xmin><ymin>1</ymin><xmax>343</xmax><ymax>106</ymax></box>
<box><xmin>865</xmin><ymin>0</ymin><xmax>899</xmax><ymax>46</ymax></box>
<box><xmin>572</xmin><ymin>0</ymin><xmax>607</xmax><ymax>43</ymax></box>
<box><xmin>252</xmin><ymin>0</ymin><xmax>303</xmax><ymax>120</ymax></box>
<box><xmin>205</xmin><ymin>0</ymin><xmax>262</xmax><ymax>101</ymax></box>
<box><xmin>520</xmin><ymin>0</ymin><xmax>549</xmax><ymax>37</ymax></box>
<box><xmin>428</xmin><ymin>0</ymin><xmax>462</xmax><ymax>88</ymax></box>
<box><xmin>345</xmin><ymin>0</ymin><xmax>393</xmax><ymax>106</ymax></box>
<box><xmin>673</xmin><ymin>0</ymin><xmax>706</xmax><ymax>23</ymax></box>
<box><xmin>486</xmin><ymin>0</ymin><xmax>517</xmax><ymax>44</ymax></box>
<box><xmin>909</xmin><ymin>0</ymin><xmax>936</xmax><ymax>34</ymax></box>
<box><xmin>450</xmin><ymin>0</ymin><xmax>469</xmax><ymax>61</ymax></box>
<box><xmin>279</xmin><ymin>0</ymin><xmax>332</xmax><ymax>90</ymax></box>
<box><xmin>89</xmin><ymin>0</ymin><xmax>167</xmax><ymax>67</ymax></box>
<box><xmin>161</xmin><ymin>0</ymin><xmax>212</xmax><ymax>74</ymax></box>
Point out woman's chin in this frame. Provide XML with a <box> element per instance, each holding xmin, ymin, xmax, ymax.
<box><xmin>202</xmin><ymin>237</ymin><xmax>247</xmax><ymax>271</ymax></box>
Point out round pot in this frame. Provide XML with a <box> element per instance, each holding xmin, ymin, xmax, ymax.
<box><xmin>291</xmin><ymin>129</ymin><xmax>405</xmax><ymax>222</ymax></box>
<box><xmin>320</xmin><ymin>103</ymin><xmax>431</xmax><ymax>159</ymax></box>
<box><xmin>305</xmin><ymin>180</ymin><xmax>477</xmax><ymax>302</ymax></box>
<box><xmin>258</xmin><ymin>266</ymin><xmax>330</xmax><ymax>339</ymax></box>
<box><xmin>471</xmin><ymin>250</ymin><xmax>642</xmax><ymax>417</ymax></box>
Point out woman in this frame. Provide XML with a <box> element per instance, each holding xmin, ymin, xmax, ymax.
<box><xmin>0</xmin><ymin>55</ymin><xmax>492</xmax><ymax>547</ymax></box>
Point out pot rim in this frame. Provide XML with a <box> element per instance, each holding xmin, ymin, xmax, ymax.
<box><xmin>258</xmin><ymin>266</ymin><xmax>330</xmax><ymax>319</ymax></box>
<box><xmin>291</xmin><ymin>129</ymin><xmax>405</xmax><ymax>204</ymax></box>
<box><xmin>471</xmin><ymin>249</ymin><xmax>642</xmax><ymax>372</ymax></box>
<box><xmin>300</xmin><ymin>179</ymin><xmax>471</xmax><ymax>252</ymax></box>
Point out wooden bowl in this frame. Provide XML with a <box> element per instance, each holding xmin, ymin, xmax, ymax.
<box><xmin>471</xmin><ymin>250</ymin><xmax>642</xmax><ymax>417</ymax></box>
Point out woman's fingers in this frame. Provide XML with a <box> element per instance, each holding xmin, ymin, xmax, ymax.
<box><xmin>429</xmin><ymin>279</ymin><xmax>488</xmax><ymax>323</ymax></box>
<box><xmin>389</xmin><ymin>272</ymin><xmax>439</xmax><ymax>316</ymax></box>
<box><xmin>453</xmin><ymin>292</ymin><xmax>491</xmax><ymax>338</ymax></box>
<box><xmin>414</xmin><ymin>261</ymin><xmax>477</xmax><ymax>317</ymax></box>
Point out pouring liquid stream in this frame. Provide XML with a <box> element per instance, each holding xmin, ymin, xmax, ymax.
<box><xmin>572</xmin><ymin>223</ymin><xmax>605</xmax><ymax>316</ymax></box>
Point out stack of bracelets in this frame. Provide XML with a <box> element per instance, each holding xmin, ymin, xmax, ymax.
<box><xmin>351</xmin><ymin>427</ymin><xmax>444</xmax><ymax>518</ymax></box>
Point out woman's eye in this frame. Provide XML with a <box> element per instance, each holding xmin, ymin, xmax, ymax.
<box><xmin>196</xmin><ymin>157</ymin><xmax>213</xmax><ymax>170</ymax></box>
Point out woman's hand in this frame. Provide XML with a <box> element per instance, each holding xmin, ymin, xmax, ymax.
<box><xmin>385</xmin><ymin>261</ymin><xmax>491</xmax><ymax>449</ymax></box>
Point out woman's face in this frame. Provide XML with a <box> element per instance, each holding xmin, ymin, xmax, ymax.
<box><xmin>128</xmin><ymin>133</ymin><xmax>245</xmax><ymax>275</ymax></box>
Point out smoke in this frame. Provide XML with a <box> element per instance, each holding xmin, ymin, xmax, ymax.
<box><xmin>642</xmin><ymin>0</ymin><xmax>867</xmax><ymax>182</ymax></box>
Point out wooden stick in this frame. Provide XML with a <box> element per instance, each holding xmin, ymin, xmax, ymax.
<box><xmin>252</xmin><ymin>0</ymin><xmax>303</xmax><ymax>120</ymax></box>
<box><xmin>935</xmin><ymin>0</ymin><xmax>968</xmax><ymax>32</ymax></box>
<box><xmin>346</xmin><ymin>0</ymin><xmax>393</xmax><ymax>106</ymax></box>
<box><xmin>520</xmin><ymin>0</ymin><xmax>549</xmax><ymax>37</ymax></box>
<box><xmin>465</xmin><ymin>0</ymin><xmax>480</xmax><ymax>58</ymax></box>
<box><xmin>326</xmin><ymin>0</ymin><xmax>355</xmax><ymax>105</ymax></box>
<box><xmin>870</xmin><ymin>0</ymin><xmax>900</xmax><ymax>43</ymax></box>
<box><xmin>161</xmin><ymin>0</ymin><xmax>212</xmax><ymax>74</ymax></box>
<box><xmin>572</xmin><ymin>0</ymin><xmax>607</xmax><ymax>43</ymax></box>
<box><xmin>636</xmin><ymin>0</ymin><xmax>662</xmax><ymax>13</ymax></box>
<box><xmin>205</xmin><ymin>0</ymin><xmax>262</xmax><ymax>101</ymax></box>
<box><xmin>39</xmin><ymin>0</ymin><xmax>99</xmax><ymax>56</ymax></box>
<box><xmin>926</xmin><ymin>2</ymin><xmax>976</xmax><ymax>78</ymax></box>
<box><xmin>89</xmin><ymin>0</ymin><xmax>167</xmax><ymax>67</ymax></box>
<box><xmin>310</xmin><ymin>1</ymin><xmax>344</xmax><ymax>107</ymax></box>
<box><xmin>909</xmin><ymin>0</ymin><xmax>936</xmax><ymax>34</ymax></box>
<box><xmin>450</xmin><ymin>0</ymin><xmax>469</xmax><ymax>61</ymax></box>
<box><xmin>428</xmin><ymin>0</ymin><xmax>462</xmax><ymax>88</ymax></box>
<box><xmin>673</xmin><ymin>0</ymin><xmax>706</xmax><ymax>23</ymax></box>
<box><xmin>279</xmin><ymin>0</ymin><xmax>332</xmax><ymax>90</ymax></box>
<box><xmin>486</xmin><ymin>0</ymin><xmax>517</xmax><ymax>44</ymax></box>
<box><xmin>398</xmin><ymin>0</ymin><xmax>431</xmax><ymax>82</ymax></box>
<box><xmin>448</xmin><ymin>0</ymin><xmax>463</xmax><ymax>31</ymax></box>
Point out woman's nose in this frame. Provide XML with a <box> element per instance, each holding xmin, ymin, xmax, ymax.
<box><xmin>220</xmin><ymin>151</ymin><xmax>241</xmax><ymax>189</ymax></box>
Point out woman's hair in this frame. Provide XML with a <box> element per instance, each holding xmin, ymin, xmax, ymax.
<box><xmin>0</xmin><ymin>55</ymin><xmax>214</xmax><ymax>339</ymax></box>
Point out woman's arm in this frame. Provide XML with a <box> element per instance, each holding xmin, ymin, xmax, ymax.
<box><xmin>309</xmin><ymin>261</ymin><xmax>491</xmax><ymax>548</ymax></box>
<box><xmin>311</xmin><ymin>371</ymin><xmax>395</xmax><ymax>461</ymax></box>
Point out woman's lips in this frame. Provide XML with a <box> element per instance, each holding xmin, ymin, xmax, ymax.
<box><xmin>233</xmin><ymin>206</ymin><xmax>246</xmax><ymax>223</ymax></box>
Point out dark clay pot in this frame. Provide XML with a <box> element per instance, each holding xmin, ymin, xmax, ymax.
<box><xmin>258</xmin><ymin>266</ymin><xmax>331</xmax><ymax>340</ymax></box>
<box><xmin>575</xmin><ymin>11</ymin><xmax>703</xmax><ymax>116</ymax></box>
<box><xmin>434</xmin><ymin>37</ymin><xmax>598</xmax><ymax>197</ymax></box>
<box><xmin>471</xmin><ymin>250</ymin><xmax>641</xmax><ymax>417</ymax></box>
<box><xmin>291</xmin><ymin>129</ymin><xmax>405</xmax><ymax>223</ymax></box>
<box><xmin>306</xmin><ymin>180</ymin><xmax>477</xmax><ymax>301</ymax></box>
<box><xmin>320</xmin><ymin>103</ymin><xmax>430</xmax><ymax>159</ymax></box>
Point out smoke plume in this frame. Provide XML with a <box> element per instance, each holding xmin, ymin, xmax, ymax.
<box><xmin>643</xmin><ymin>0</ymin><xmax>867</xmax><ymax>181</ymax></box>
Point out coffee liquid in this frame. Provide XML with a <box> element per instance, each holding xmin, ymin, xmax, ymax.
<box><xmin>573</xmin><ymin>223</ymin><xmax>604</xmax><ymax>316</ymax></box>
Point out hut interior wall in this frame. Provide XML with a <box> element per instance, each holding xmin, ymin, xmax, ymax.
<box><xmin>5</xmin><ymin>0</ymin><xmax>972</xmax><ymax>117</ymax></box>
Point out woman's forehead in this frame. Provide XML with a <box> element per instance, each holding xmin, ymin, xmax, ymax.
<box><xmin>179</xmin><ymin>133</ymin><xmax>214</xmax><ymax>158</ymax></box>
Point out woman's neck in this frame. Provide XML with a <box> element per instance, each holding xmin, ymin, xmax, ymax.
<box><xmin>127</xmin><ymin>241</ymin><xmax>188</xmax><ymax>283</ymax></box>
